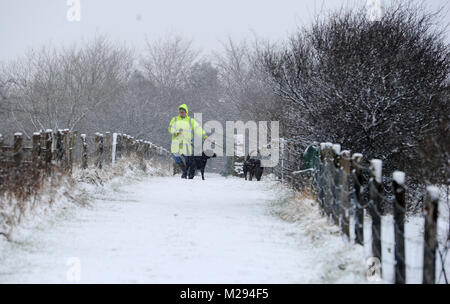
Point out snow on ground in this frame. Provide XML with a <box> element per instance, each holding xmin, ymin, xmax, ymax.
<box><xmin>0</xmin><ymin>170</ymin><xmax>368</xmax><ymax>283</ymax></box>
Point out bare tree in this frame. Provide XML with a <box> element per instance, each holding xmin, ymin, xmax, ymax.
<box><xmin>1</xmin><ymin>37</ymin><xmax>133</xmax><ymax>138</ymax></box>
<box><xmin>263</xmin><ymin>3</ymin><xmax>450</xmax><ymax>189</ymax></box>
<box><xmin>142</xmin><ymin>35</ymin><xmax>200</xmax><ymax>90</ymax></box>
<box><xmin>215</xmin><ymin>38</ymin><xmax>283</xmax><ymax>123</ymax></box>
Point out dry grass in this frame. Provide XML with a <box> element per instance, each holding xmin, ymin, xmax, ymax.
<box><xmin>278</xmin><ymin>188</ymin><xmax>318</xmax><ymax>223</ymax></box>
<box><xmin>0</xmin><ymin>155</ymin><xmax>171</xmax><ymax>241</ymax></box>
<box><xmin>0</xmin><ymin>172</ymin><xmax>89</xmax><ymax>241</ymax></box>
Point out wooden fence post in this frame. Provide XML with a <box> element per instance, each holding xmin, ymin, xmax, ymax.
<box><xmin>148</xmin><ymin>142</ymin><xmax>152</xmax><ymax>159</ymax></box>
<box><xmin>144</xmin><ymin>141</ymin><xmax>148</xmax><ymax>158</ymax></box>
<box><xmin>331</xmin><ymin>144</ymin><xmax>341</xmax><ymax>226</ymax></box>
<box><xmin>44</xmin><ymin>130</ymin><xmax>53</xmax><ymax>175</ymax></box>
<box><xmin>120</xmin><ymin>134</ymin><xmax>124</xmax><ymax>159</ymax></box>
<box><xmin>137</xmin><ymin>140</ymin><xmax>143</xmax><ymax>157</ymax></box>
<box><xmin>135</xmin><ymin>139</ymin><xmax>140</xmax><ymax>156</ymax></box>
<box><xmin>63</xmin><ymin>130</ymin><xmax>70</xmax><ymax>174</ymax></box>
<box><xmin>352</xmin><ymin>153</ymin><xmax>365</xmax><ymax>246</ymax></box>
<box><xmin>32</xmin><ymin>132</ymin><xmax>41</xmax><ymax>165</ymax></box>
<box><xmin>135</xmin><ymin>138</ymin><xmax>138</xmax><ymax>154</ymax></box>
<box><xmin>81</xmin><ymin>134</ymin><xmax>88</xmax><ymax>169</ymax></box>
<box><xmin>127</xmin><ymin>136</ymin><xmax>132</xmax><ymax>156</ymax></box>
<box><xmin>393</xmin><ymin>171</ymin><xmax>406</xmax><ymax>284</ymax></box>
<box><xmin>13</xmin><ymin>133</ymin><xmax>24</xmax><ymax>168</ymax></box>
<box><xmin>70</xmin><ymin>131</ymin><xmax>77</xmax><ymax>174</ymax></box>
<box><xmin>137</xmin><ymin>140</ymin><xmax>145</xmax><ymax>170</ymax></box>
<box><xmin>131</xmin><ymin>137</ymin><xmax>136</xmax><ymax>156</ymax></box>
<box><xmin>121</xmin><ymin>134</ymin><xmax>125</xmax><ymax>157</ymax></box>
<box><xmin>119</xmin><ymin>134</ymin><xmax>123</xmax><ymax>159</ymax></box>
<box><xmin>423</xmin><ymin>186</ymin><xmax>439</xmax><ymax>284</ymax></box>
<box><xmin>318</xmin><ymin>143</ymin><xmax>326</xmax><ymax>213</ymax></box>
<box><xmin>95</xmin><ymin>133</ymin><xmax>104</xmax><ymax>169</ymax></box>
<box><xmin>143</xmin><ymin>141</ymin><xmax>147</xmax><ymax>159</ymax></box>
<box><xmin>39</xmin><ymin>130</ymin><xmax>45</xmax><ymax>163</ymax></box>
<box><xmin>145</xmin><ymin>142</ymin><xmax>150</xmax><ymax>160</ymax></box>
<box><xmin>54</xmin><ymin>130</ymin><xmax>64</xmax><ymax>171</ymax></box>
<box><xmin>340</xmin><ymin>150</ymin><xmax>351</xmax><ymax>238</ymax></box>
<box><xmin>0</xmin><ymin>134</ymin><xmax>4</xmax><ymax>169</ymax></box>
<box><xmin>120</xmin><ymin>134</ymin><xmax>127</xmax><ymax>158</ymax></box>
<box><xmin>115</xmin><ymin>134</ymin><xmax>121</xmax><ymax>160</ymax></box>
<box><xmin>122</xmin><ymin>134</ymin><xmax>128</xmax><ymax>157</ymax></box>
<box><xmin>105</xmin><ymin>132</ymin><xmax>111</xmax><ymax>165</ymax></box>
<box><xmin>151</xmin><ymin>143</ymin><xmax>157</xmax><ymax>158</ymax></box>
<box><xmin>128</xmin><ymin>135</ymin><xmax>132</xmax><ymax>156</ymax></box>
<box><xmin>53</xmin><ymin>130</ymin><xmax>59</xmax><ymax>162</ymax></box>
<box><xmin>323</xmin><ymin>143</ymin><xmax>334</xmax><ymax>219</ymax></box>
<box><xmin>369</xmin><ymin>159</ymin><xmax>383</xmax><ymax>273</ymax></box>
<box><xmin>112</xmin><ymin>133</ymin><xmax>117</xmax><ymax>164</ymax></box>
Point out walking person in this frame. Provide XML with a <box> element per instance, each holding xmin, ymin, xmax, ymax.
<box><xmin>168</xmin><ymin>104</ymin><xmax>207</xmax><ymax>178</ymax></box>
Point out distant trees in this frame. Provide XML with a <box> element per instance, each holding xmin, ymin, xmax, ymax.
<box><xmin>139</xmin><ymin>36</ymin><xmax>225</xmax><ymax>147</ymax></box>
<box><xmin>142</xmin><ymin>36</ymin><xmax>199</xmax><ymax>91</ymax></box>
<box><xmin>0</xmin><ymin>35</ymin><xmax>226</xmax><ymax>150</ymax></box>
<box><xmin>215</xmin><ymin>39</ymin><xmax>283</xmax><ymax>123</ymax></box>
<box><xmin>0</xmin><ymin>3</ymin><xmax>448</xmax><ymax>182</ymax></box>
<box><xmin>0</xmin><ymin>66</ymin><xmax>15</xmax><ymax>132</ymax></box>
<box><xmin>0</xmin><ymin>37</ymin><xmax>133</xmax><ymax>138</ymax></box>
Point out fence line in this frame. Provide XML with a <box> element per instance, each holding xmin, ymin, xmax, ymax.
<box><xmin>0</xmin><ymin>129</ymin><xmax>172</xmax><ymax>200</ymax></box>
<box><xmin>323</xmin><ymin>143</ymin><xmax>446</xmax><ymax>284</ymax></box>
<box><xmin>278</xmin><ymin>141</ymin><xmax>448</xmax><ymax>284</ymax></box>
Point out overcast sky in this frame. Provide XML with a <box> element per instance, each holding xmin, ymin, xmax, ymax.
<box><xmin>1</xmin><ymin>0</ymin><xmax>449</xmax><ymax>63</ymax></box>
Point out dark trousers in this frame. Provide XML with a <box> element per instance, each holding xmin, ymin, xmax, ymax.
<box><xmin>172</xmin><ymin>154</ymin><xmax>190</xmax><ymax>178</ymax></box>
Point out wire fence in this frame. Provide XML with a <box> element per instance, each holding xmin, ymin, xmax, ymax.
<box><xmin>276</xmin><ymin>140</ymin><xmax>449</xmax><ymax>284</ymax></box>
<box><xmin>2</xmin><ymin>130</ymin><xmax>448</xmax><ymax>283</ymax></box>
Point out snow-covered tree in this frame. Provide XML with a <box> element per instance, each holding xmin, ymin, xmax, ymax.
<box><xmin>262</xmin><ymin>3</ymin><xmax>450</xmax><ymax>187</ymax></box>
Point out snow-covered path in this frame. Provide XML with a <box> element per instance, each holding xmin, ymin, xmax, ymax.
<box><xmin>0</xmin><ymin>174</ymin><xmax>365</xmax><ymax>283</ymax></box>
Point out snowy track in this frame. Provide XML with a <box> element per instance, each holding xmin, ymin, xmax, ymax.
<box><xmin>0</xmin><ymin>174</ymin><xmax>365</xmax><ymax>283</ymax></box>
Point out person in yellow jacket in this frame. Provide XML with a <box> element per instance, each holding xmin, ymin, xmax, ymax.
<box><xmin>168</xmin><ymin>104</ymin><xmax>207</xmax><ymax>178</ymax></box>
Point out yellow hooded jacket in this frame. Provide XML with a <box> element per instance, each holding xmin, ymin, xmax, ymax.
<box><xmin>168</xmin><ymin>104</ymin><xmax>207</xmax><ymax>155</ymax></box>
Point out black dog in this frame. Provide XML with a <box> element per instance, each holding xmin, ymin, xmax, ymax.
<box><xmin>186</xmin><ymin>152</ymin><xmax>217</xmax><ymax>180</ymax></box>
<box><xmin>243</xmin><ymin>155</ymin><xmax>264</xmax><ymax>181</ymax></box>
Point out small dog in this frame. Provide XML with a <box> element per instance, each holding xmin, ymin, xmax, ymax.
<box><xmin>186</xmin><ymin>151</ymin><xmax>217</xmax><ymax>180</ymax></box>
<box><xmin>243</xmin><ymin>155</ymin><xmax>264</xmax><ymax>181</ymax></box>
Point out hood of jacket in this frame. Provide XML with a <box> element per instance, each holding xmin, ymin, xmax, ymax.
<box><xmin>178</xmin><ymin>104</ymin><xmax>189</xmax><ymax>116</ymax></box>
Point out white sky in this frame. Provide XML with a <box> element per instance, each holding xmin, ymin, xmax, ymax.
<box><xmin>0</xmin><ymin>0</ymin><xmax>449</xmax><ymax>63</ymax></box>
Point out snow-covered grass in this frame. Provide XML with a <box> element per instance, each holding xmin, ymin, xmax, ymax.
<box><xmin>0</xmin><ymin>173</ymin><xmax>89</xmax><ymax>242</ymax></box>
<box><xmin>0</xmin><ymin>156</ymin><xmax>171</xmax><ymax>243</ymax></box>
<box><xmin>268</xmin><ymin>182</ymin><xmax>367</xmax><ymax>283</ymax></box>
<box><xmin>0</xmin><ymin>169</ymin><xmax>369</xmax><ymax>283</ymax></box>
<box><xmin>269</xmin><ymin>176</ymin><xmax>450</xmax><ymax>284</ymax></box>
<box><xmin>1</xmin><ymin>161</ymin><xmax>446</xmax><ymax>284</ymax></box>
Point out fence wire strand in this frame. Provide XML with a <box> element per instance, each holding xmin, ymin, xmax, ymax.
<box><xmin>278</xmin><ymin>142</ymin><xmax>449</xmax><ymax>284</ymax></box>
